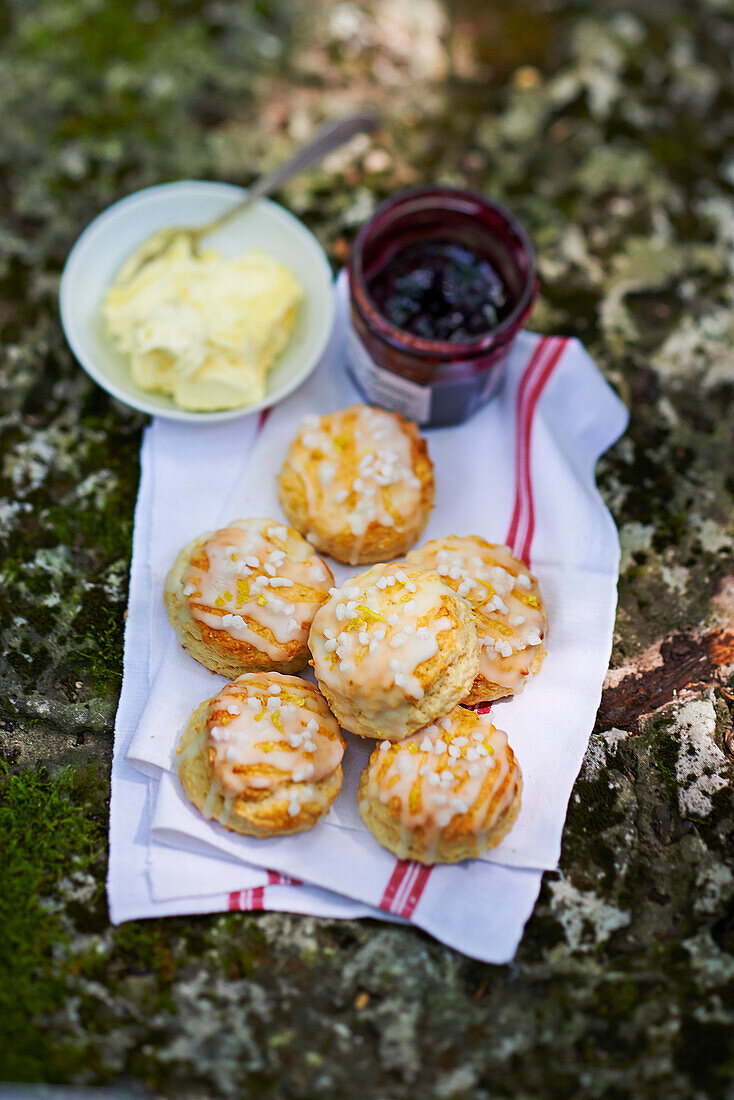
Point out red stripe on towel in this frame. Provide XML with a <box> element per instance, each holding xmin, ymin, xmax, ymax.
<box><xmin>379</xmin><ymin>335</ymin><xmax>568</xmax><ymax>919</ymax></box>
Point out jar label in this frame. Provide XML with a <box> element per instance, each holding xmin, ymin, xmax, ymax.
<box><xmin>345</xmin><ymin>323</ymin><xmax>432</xmax><ymax>424</ymax></box>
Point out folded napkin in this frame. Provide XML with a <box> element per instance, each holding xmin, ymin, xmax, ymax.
<box><xmin>109</xmin><ymin>276</ymin><xmax>628</xmax><ymax>962</ymax></box>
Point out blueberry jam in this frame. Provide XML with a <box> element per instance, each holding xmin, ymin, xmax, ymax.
<box><xmin>348</xmin><ymin>186</ymin><xmax>537</xmax><ymax>426</ymax></box>
<box><xmin>366</xmin><ymin>239</ymin><xmax>512</xmax><ymax>343</ymax></box>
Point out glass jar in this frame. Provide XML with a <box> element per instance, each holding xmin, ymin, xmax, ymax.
<box><xmin>347</xmin><ymin>186</ymin><xmax>537</xmax><ymax>427</ymax></box>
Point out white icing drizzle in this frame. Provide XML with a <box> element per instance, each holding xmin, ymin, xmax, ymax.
<box><xmin>205</xmin><ymin>673</ymin><xmax>344</xmax><ymax>798</ymax></box>
<box><xmin>286</xmin><ymin>405</ymin><xmax>424</xmax><ymax>565</ymax></box>
<box><xmin>181</xmin><ymin>518</ymin><xmax>332</xmax><ymax>660</ymax></box>
<box><xmin>405</xmin><ymin>537</ymin><xmax>546</xmax><ymax>694</ymax></box>
<box><xmin>360</xmin><ymin>708</ymin><xmax>521</xmax><ymax>860</ymax></box>
<box><xmin>310</xmin><ymin>562</ymin><xmax>462</xmax><ymax>738</ymax></box>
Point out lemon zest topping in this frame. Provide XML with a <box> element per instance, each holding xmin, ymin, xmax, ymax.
<box><xmin>237</xmin><ymin>579</ymin><xmax>249</xmax><ymax>605</ymax></box>
<box><xmin>214</xmin><ymin>596</ymin><xmax>226</xmax><ymax>607</ymax></box>
<box><xmin>280</xmin><ymin>692</ymin><xmax>305</xmax><ymax>707</ymax></box>
<box><xmin>256</xmin><ymin>595</ymin><xmax>267</xmax><ymax>606</ymax></box>
<box><xmin>357</xmin><ymin>604</ymin><xmax>385</xmax><ymax>623</ymax></box>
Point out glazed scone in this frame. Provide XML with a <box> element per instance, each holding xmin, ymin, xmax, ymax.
<box><xmin>309</xmin><ymin>562</ymin><xmax>479</xmax><ymax>740</ymax></box>
<box><xmin>178</xmin><ymin>672</ymin><xmax>345</xmax><ymax>836</ymax></box>
<box><xmin>277</xmin><ymin>404</ymin><xmax>434</xmax><ymax>565</ymax></box>
<box><xmin>358</xmin><ymin>706</ymin><xmax>522</xmax><ymax>864</ymax></box>
<box><xmin>405</xmin><ymin>536</ymin><xmax>547</xmax><ymax>704</ymax></box>
<box><xmin>165</xmin><ymin>518</ymin><xmax>334</xmax><ymax>677</ymax></box>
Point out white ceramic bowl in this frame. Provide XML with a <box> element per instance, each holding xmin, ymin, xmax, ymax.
<box><xmin>59</xmin><ymin>180</ymin><xmax>335</xmax><ymax>422</ymax></box>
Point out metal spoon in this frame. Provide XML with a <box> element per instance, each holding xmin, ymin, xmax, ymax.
<box><xmin>116</xmin><ymin>110</ymin><xmax>379</xmax><ymax>282</ymax></box>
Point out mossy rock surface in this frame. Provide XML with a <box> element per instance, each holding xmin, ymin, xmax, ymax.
<box><xmin>1</xmin><ymin>0</ymin><xmax>733</xmax><ymax>1095</ymax></box>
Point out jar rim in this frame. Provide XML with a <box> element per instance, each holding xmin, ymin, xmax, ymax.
<box><xmin>349</xmin><ymin>185</ymin><xmax>537</xmax><ymax>358</ymax></box>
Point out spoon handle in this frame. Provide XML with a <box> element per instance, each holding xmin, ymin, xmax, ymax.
<box><xmin>197</xmin><ymin>110</ymin><xmax>380</xmax><ymax>240</ymax></box>
<box><xmin>248</xmin><ymin>110</ymin><xmax>379</xmax><ymax>203</ymax></box>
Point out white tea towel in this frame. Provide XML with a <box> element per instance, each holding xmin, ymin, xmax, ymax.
<box><xmin>117</xmin><ymin>276</ymin><xmax>627</xmax><ymax>959</ymax></box>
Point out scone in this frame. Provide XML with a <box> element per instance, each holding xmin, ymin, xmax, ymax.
<box><xmin>309</xmin><ymin>562</ymin><xmax>479</xmax><ymax>740</ymax></box>
<box><xmin>277</xmin><ymin>404</ymin><xmax>434</xmax><ymax>565</ymax></box>
<box><xmin>165</xmin><ymin>517</ymin><xmax>334</xmax><ymax>677</ymax></box>
<box><xmin>358</xmin><ymin>706</ymin><xmax>522</xmax><ymax>864</ymax></box>
<box><xmin>177</xmin><ymin>672</ymin><xmax>345</xmax><ymax>836</ymax></box>
<box><xmin>405</xmin><ymin>536</ymin><xmax>547</xmax><ymax>704</ymax></box>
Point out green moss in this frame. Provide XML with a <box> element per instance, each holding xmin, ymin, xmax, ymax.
<box><xmin>675</xmin><ymin>1018</ymin><xmax>734</xmax><ymax>1094</ymax></box>
<box><xmin>599</xmin><ymin>979</ymin><xmax>639</xmax><ymax>1017</ymax></box>
<box><xmin>72</xmin><ymin>588</ymin><xmax>125</xmax><ymax>697</ymax></box>
<box><xmin>643</xmin><ymin>712</ymin><xmax>684</xmax><ymax>802</ymax></box>
<box><xmin>0</xmin><ymin>763</ymin><xmax>107</xmax><ymax>1081</ymax></box>
<box><xmin>20</xmin><ymin>3</ymin><xmax>194</xmax><ymax>68</ymax></box>
<box><xmin>562</xmin><ymin>770</ymin><xmax>627</xmax><ymax>893</ymax></box>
